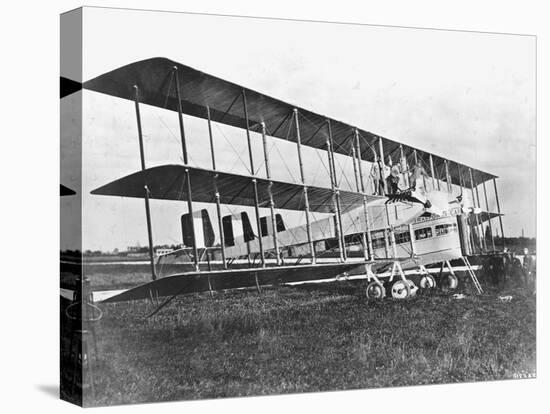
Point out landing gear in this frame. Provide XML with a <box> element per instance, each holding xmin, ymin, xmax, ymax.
<box><xmin>419</xmin><ymin>274</ymin><xmax>436</xmax><ymax>289</ymax></box>
<box><xmin>365</xmin><ymin>281</ymin><xmax>386</xmax><ymax>299</ymax></box>
<box><xmin>390</xmin><ymin>279</ymin><xmax>411</xmax><ymax>299</ymax></box>
<box><xmin>437</xmin><ymin>260</ymin><xmax>460</xmax><ymax>290</ymax></box>
<box><xmin>445</xmin><ymin>273</ymin><xmax>459</xmax><ymax>290</ymax></box>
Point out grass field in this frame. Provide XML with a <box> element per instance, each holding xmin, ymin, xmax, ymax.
<box><xmin>77</xmin><ymin>270</ymin><xmax>536</xmax><ymax>407</ymax></box>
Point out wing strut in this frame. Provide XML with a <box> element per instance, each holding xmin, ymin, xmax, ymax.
<box><xmin>207</xmin><ymin>105</ymin><xmax>228</xmax><ymax>269</ymax></box>
<box><xmin>174</xmin><ymin>66</ymin><xmax>200</xmax><ymax>271</ymax></box>
<box><xmin>468</xmin><ymin>168</ymin><xmax>484</xmax><ymax>253</ymax></box>
<box><xmin>261</xmin><ymin>122</ymin><xmax>281</xmax><ymax>265</ymax></box>
<box><xmin>134</xmin><ymin>85</ymin><xmax>157</xmax><ymax>281</ymax></box>
<box><xmin>243</xmin><ymin>89</ymin><xmax>266</xmax><ymax>268</ymax></box>
<box><xmin>493</xmin><ymin>178</ymin><xmax>505</xmax><ymax>247</ymax></box>
<box><xmin>482</xmin><ymin>180</ymin><xmax>496</xmax><ymax>251</ymax></box>
<box><xmin>294</xmin><ymin>109</ymin><xmax>316</xmax><ymax>264</ymax></box>
<box><xmin>326</xmin><ymin>120</ymin><xmax>346</xmax><ymax>262</ymax></box>
<box><xmin>354</xmin><ymin>128</ymin><xmax>374</xmax><ymax>261</ymax></box>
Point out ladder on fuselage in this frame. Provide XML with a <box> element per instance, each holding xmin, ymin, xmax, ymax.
<box><xmin>462</xmin><ymin>256</ymin><xmax>483</xmax><ymax>294</ymax></box>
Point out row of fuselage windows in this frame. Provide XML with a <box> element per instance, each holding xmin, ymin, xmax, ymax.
<box><xmin>371</xmin><ymin>222</ymin><xmax>457</xmax><ymax>249</ymax></box>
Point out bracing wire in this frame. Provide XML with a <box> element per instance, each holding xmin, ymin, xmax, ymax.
<box><xmin>213</xmin><ymin>122</ymin><xmax>251</xmax><ymax>173</ymax></box>
<box><xmin>264</xmin><ymin>124</ymin><xmax>300</xmax><ymax>184</ymax></box>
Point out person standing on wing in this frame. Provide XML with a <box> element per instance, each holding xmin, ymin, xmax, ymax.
<box><xmin>386</xmin><ymin>165</ymin><xmax>401</xmax><ymax>195</ymax></box>
<box><xmin>409</xmin><ymin>162</ymin><xmax>429</xmax><ymax>192</ymax></box>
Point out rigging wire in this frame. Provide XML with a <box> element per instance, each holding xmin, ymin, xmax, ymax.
<box><xmin>264</xmin><ymin>123</ymin><xmax>300</xmax><ymax>184</ymax></box>
<box><xmin>213</xmin><ymin>122</ymin><xmax>252</xmax><ymax>173</ymax></box>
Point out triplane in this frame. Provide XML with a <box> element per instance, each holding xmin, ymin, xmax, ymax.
<box><xmin>81</xmin><ymin>57</ymin><xmax>506</xmax><ymax>313</ymax></box>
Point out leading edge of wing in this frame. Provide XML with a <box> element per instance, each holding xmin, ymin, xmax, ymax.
<box><xmin>100</xmin><ymin>262</ymin><xmax>365</xmax><ymax>303</ymax></box>
<box><xmin>91</xmin><ymin>164</ymin><xmax>384</xmax><ymax>214</ymax></box>
<box><xmin>83</xmin><ymin>57</ymin><xmax>497</xmax><ymax>185</ymax></box>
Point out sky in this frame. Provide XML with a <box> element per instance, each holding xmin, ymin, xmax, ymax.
<box><xmin>61</xmin><ymin>7</ymin><xmax>536</xmax><ymax>252</ymax></box>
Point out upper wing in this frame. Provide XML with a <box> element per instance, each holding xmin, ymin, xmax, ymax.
<box><xmin>83</xmin><ymin>57</ymin><xmax>497</xmax><ymax>186</ymax></box>
<box><xmin>91</xmin><ymin>164</ymin><xmax>384</xmax><ymax>214</ymax></box>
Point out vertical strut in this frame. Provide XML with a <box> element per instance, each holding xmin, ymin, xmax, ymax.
<box><xmin>493</xmin><ymin>178</ymin><xmax>505</xmax><ymax>249</ymax></box>
<box><xmin>214</xmin><ymin>185</ymin><xmax>226</xmax><ymax>268</ymax></box>
<box><xmin>242</xmin><ymin>90</ymin><xmax>255</xmax><ymax>174</ymax></box>
<box><xmin>326</xmin><ymin>119</ymin><xmax>346</xmax><ymax>261</ymax></box>
<box><xmin>251</xmin><ymin>179</ymin><xmax>265</xmax><ymax>267</ymax></box>
<box><xmin>458</xmin><ymin>165</ymin><xmax>474</xmax><ymax>254</ymax></box>
<box><xmin>429</xmin><ymin>154</ymin><xmax>436</xmax><ymax>191</ymax></box>
<box><xmin>173</xmin><ymin>67</ymin><xmax>199</xmax><ymax>271</ymax></box>
<box><xmin>133</xmin><ymin>85</ymin><xmax>157</xmax><ymax>281</ymax></box>
<box><xmin>242</xmin><ymin>90</ymin><xmax>265</xmax><ymax>267</ymax></box>
<box><xmin>483</xmin><ymin>180</ymin><xmax>496</xmax><ymax>251</ymax></box>
<box><xmin>378</xmin><ymin>138</ymin><xmax>387</xmax><ymax>195</ymax></box>
<box><xmin>413</xmin><ymin>150</ymin><xmax>427</xmax><ymax>190</ymax></box>
<box><xmin>469</xmin><ymin>168</ymin><xmax>484</xmax><ymax>254</ymax></box>
<box><xmin>383</xmin><ymin>228</ymin><xmax>390</xmax><ymax>259</ymax></box>
<box><xmin>412</xmin><ymin>149</ymin><xmax>419</xmax><ymax>189</ymax></box>
<box><xmin>261</xmin><ymin>122</ymin><xmax>281</xmax><ymax>265</ymax></box>
<box><xmin>355</xmin><ymin>129</ymin><xmax>373</xmax><ymax>260</ymax></box>
<box><xmin>206</xmin><ymin>106</ymin><xmax>216</xmax><ymax>170</ymax></box>
<box><xmin>389</xmin><ymin>229</ymin><xmax>398</xmax><ymax>258</ymax></box>
<box><xmin>473</xmin><ymin>172</ymin><xmax>487</xmax><ymax>251</ymax></box>
<box><xmin>378</xmin><ymin>137</ymin><xmax>394</xmax><ymax>258</ymax></box>
<box><xmin>351</xmin><ymin>144</ymin><xmax>361</xmax><ymax>193</ymax></box>
<box><xmin>350</xmin><ymin>134</ymin><xmax>367</xmax><ymax>260</ymax></box>
<box><xmin>445</xmin><ymin>160</ymin><xmax>452</xmax><ymax>194</ymax></box>
<box><xmin>293</xmin><ymin>110</ymin><xmax>316</xmax><ymax>263</ymax></box>
<box><xmin>206</xmin><ymin>106</ymin><xmax>227</xmax><ymax>268</ymax></box>
<box><xmin>408</xmin><ymin>224</ymin><xmax>416</xmax><ymax>256</ymax></box>
<box><xmin>400</xmin><ymin>144</ymin><xmax>409</xmax><ymax>188</ymax></box>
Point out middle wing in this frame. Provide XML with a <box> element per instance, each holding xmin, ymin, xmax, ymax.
<box><xmin>91</xmin><ymin>164</ymin><xmax>384</xmax><ymax>214</ymax></box>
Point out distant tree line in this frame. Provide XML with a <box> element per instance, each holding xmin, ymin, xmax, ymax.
<box><xmin>61</xmin><ymin>244</ymin><xmax>183</xmax><ymax>257</ymax></box>
<box><xmin>493</xmin><ymin>236</ymin><xmax>536</xmax><ymax>254</ymax></box>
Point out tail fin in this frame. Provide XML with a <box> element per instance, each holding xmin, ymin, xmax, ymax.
<box><xmin>181</xmin><ymin>209</ymin><xmax>215</xmax><ymax>248</ymax></box>
<box><xmin>241</xmin><ymin>212</ymin><xmax>255</xmax><ymax>242</ymax></box>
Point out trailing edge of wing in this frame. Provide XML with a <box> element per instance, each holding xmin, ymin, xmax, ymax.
<box><xmin>91</xmin><ymin>164</ymin><xmax>384</xmax><ymax>214</ymax></box>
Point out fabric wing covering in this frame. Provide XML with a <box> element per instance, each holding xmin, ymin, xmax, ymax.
<box><xmin>83</xmin><ymin>57</ymin><xmax>497</xmax><ymax>186</ymax></box>
<box><xmin>91</xmin><ymin>164</ymin><xmax>382</xmax><ymax>214</ymax></box>
<box><xmin>101</xmin><ymin>262</ymin><xmax>365</xmax><ymax>303</ymax></box>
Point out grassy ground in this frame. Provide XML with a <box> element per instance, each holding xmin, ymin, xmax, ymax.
<box><xmin>78</xmin><ymin>276</ymin><xmax>536</xmax><ymax>407</ymax></box>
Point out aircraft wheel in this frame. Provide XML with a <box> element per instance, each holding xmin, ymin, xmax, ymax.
<box><xmin>420</xmin><ymin>274</ymin><xmax>436</xmax><ymax>289</ymax></box>
<box><xmin>390</xmin><ymin>280</ymin><xmax>411</xmax><ymax>299</ymax></box>
<box><xmin>446</xmin><ymin>274</ymin><xmax>459</xmax><ymax>290</ymax></box>
<box><xmin>365</xmin><ymin>281</ymin><xmax>386</xmax><ymax>300</ymax></box>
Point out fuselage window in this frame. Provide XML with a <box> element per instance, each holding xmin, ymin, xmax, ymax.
<box><xmin>435</xmin><ymin>223</ymin><xmax>457</xmax><ymax>237</ymax></box>
<box><xmin>414</xmin><ymin>227</ymin><xmax>433</xmax><ymax>240</ymax></box>
<box><xmin>395</xmin><ymin>230</ymin><xmax>411</xmax><ymax>244</ymax></box>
